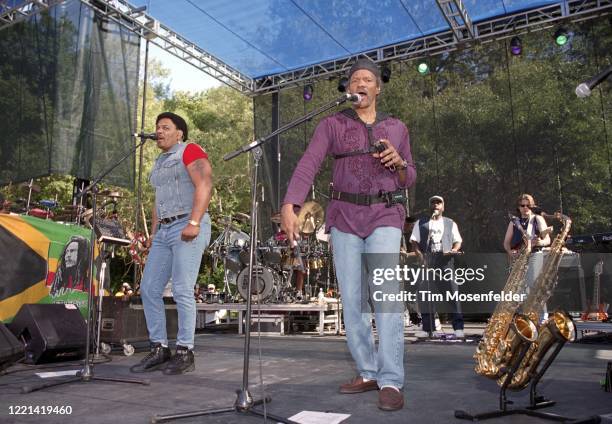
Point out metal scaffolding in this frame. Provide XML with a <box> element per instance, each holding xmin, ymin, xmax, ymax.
<box><xmin>1</xmin><ymin>0</ymin><xmax>611</xmax><ymax>96</ymax></box>
<box><xmin>253</xmin><ymin>0</ymin><xmax>612</xmax><ymax>95</ymax></box>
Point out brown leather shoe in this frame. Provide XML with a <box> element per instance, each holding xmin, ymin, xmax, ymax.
<box><xmin>378</xmin><ymin>387</ymin><xmax>404</xmax><ymax>411</ymax></box>
<box><xmin>338</xmin><ymin>376</ymin><xmax>378</xmax><ymax>394</ymax></box>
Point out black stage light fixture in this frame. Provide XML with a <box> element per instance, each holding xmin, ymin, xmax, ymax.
<box><xmin>303</xmin><ymin>84</ymin><xmax>314</xmax><ymax>101</ymax></box>
<box><xmin>510</xmin><ymin>36</ymin><xmax>522</xmax><ymax>56</ymax></box>
<box><xmin>337</xmin><ymin>76</ymin><xmax>348</xmax><ymax>92</ymax></box>
<box><xmin>381</xmin><ymin>65</ymin><xmax>391</xmax><ymax>83</ymax></box>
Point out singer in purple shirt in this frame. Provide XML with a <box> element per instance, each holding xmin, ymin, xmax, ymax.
<box><xmin>281</xmin><ymin>58</ymin><xmax>416</xmax><ymax>411</ymax></box>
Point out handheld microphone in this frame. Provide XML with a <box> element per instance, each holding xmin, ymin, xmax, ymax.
<box><xmin>133</xmin><ymin>132</ymin><xmax>158</xmax><ymax>140</ymax></box>
<box><xmin>575</xmin><ymin>65</ymin><xmax>612</xmax><ymax>98</ymax></box>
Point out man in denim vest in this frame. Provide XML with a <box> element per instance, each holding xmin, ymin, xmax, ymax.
<box><xmin>131</xmin><ymin>112</ymin><xmax>212</xmax><ymax>375</ymax></box>
<box><xmin>410</xmin><ymin>195</ymin><xmax>464</xmax><ymax>338</ymax></box>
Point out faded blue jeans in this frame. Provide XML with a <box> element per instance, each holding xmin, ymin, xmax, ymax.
<box><xmin>141</xmin><ymin>214</ymin><xmax>211</xmax><ymax>349</ymax></box>
<box><xmin>331</xmin><ymin>226</ymin><xmax>404</xmax><ymax>389</ymax></box>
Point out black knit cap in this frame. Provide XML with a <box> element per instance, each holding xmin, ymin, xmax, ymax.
<box><xmin>347</xmin><ymin>58</ymin><xmax>381</xmax><ymax>81</ymax></box>
<box><xmin>156</xmin><ymin>112</ymin><xmax>188</xmax><ymax>141</ymax></box>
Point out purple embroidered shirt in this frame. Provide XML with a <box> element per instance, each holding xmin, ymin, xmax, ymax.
<box><xmin>283</xmin><ymin>109</ymin><xmax>416</xmax><ymax>238</ymax></box>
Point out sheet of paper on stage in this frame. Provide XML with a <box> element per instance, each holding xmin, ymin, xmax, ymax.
<box><xmin>287</xmin><ymin>410</ymin><xmax>350</xmax><ymax>424</ymax></box>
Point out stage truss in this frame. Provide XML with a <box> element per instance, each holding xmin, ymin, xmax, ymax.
<box><xmin>1</xmin><ymin>0</ymin><xmax>611</xmax><ymax>96</ymax></box>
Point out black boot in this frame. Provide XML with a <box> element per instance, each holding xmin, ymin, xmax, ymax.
<box><xmin>130</xmin><ymin>343</ymin><xmax>171</xmax><ymax>373</ymax></box>
<box><xmin>163</xmin><ymin>345</ymin><xmax>195</xmax><ymax>375</ymax></box>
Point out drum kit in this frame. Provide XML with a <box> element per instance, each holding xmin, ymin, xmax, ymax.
<box><xmin>209</xmin><ymin>201</ymin><xmax>335</xmax><ymax>303</ymax></box>
<box><xmin>5</xmin><ymin>180</ymin><xmax>126</xmax><ymax>228</ymax></box>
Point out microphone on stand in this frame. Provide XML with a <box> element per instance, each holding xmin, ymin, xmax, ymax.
<box><xmin>431</xmin><ymin>210</ymin><xmax>440</xmax><ymax>219</ymax></box>
<box><xmin>133</xmin><ymin>132</ymin><xmax>158</xmax><ymax>140</ymax></box>
<box><xmin>346</xmin><ymin>93</ymin><xmax>361</xmax><ymax>103</ymax></box>
<box><xmin>575</xmin><ymin>65</ymin><xmax>612</xmax><ymax>98</ymax></box>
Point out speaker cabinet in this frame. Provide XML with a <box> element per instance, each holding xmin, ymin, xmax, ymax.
<box><xmin>0</xmin><ymin>323</ymin><xmax>23</xmax><ymax>370</ymax></box>
<box><xmin>99</xmin><ymin>297</ymin><xmax>178</xmax><ymax>345</ymax></box>
<box><xmin>9</xmin><ymin>304</ymin><xmax>86</xmax><ymax>364</ymax></box>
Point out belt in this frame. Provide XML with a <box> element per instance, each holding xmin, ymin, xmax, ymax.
<box><xmin>330</xmin><ymin>189</ymin><xmax>404</xmax><ymax>207</ymax></box>
<box><xmin>158</xmin><ymin>213</ymin><xmax>188</xmax><ymax>224</ymax></box>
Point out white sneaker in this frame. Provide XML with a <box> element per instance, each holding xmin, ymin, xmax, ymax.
<box><xmin>432</xmin><ymin>331</ymin><xmax>445</xmax><ymax>338</ymax></box>
<box><xmin>454</xmin><ymin>329</ymin><xmax>465</xmax><ymax>338</ymax></box>
<box><xmin>414</xmin><ymin>330</ymin><xmax>429</xmax><ymax>338</ymax></box>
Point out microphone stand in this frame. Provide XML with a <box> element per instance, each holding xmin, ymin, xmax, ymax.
<box><xmin>22</xmin><ymin>135</ymin><xmax>152</xmax><ymax>394</ymax></box>
<box><xmin>152</xmin><ymin>93</ymin><xmax>356</xmax><ymax>423</ymax></box>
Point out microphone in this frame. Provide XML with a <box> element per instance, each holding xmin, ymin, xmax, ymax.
<box><xmin>133</xmin><ymin>132</ymin><xmax>158</xmax><ymax>140</ymax></box>
<box><xmin>431</xmin><ymin>210</ymin><xmax>440</xmax><ymax>219</ymax></box>
<box><xmin>575</xmin><ymin>65</ymin><xmax>612</xmax><ymax>98</ymax></box>
<box><xmin>346</xmin><ymin>93</ymin><xmax>361</xmax><ymax>103</ymax></box>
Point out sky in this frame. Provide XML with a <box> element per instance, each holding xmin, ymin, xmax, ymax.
<box><xmin>148</xmin><ymin>43</ymin><xmax>221</xmax><ymax>93</ymax></box>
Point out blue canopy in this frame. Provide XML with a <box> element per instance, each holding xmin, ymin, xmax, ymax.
<box><xmin>129</xmin><ymin>0</ymin><xmax>562</xmax><ymax>79</ymax></box>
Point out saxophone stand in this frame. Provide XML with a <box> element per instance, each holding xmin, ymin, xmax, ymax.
<box><xmin>455</xmin><ymin>339</ymin><xmax>600</xmax><ymax>423</ymax></box>
<box><xmin>22</xmin><ymin>136</ymin><xmax>153</xmax><ymax>394</ymax></box>
<box><xmin>151</xmin><ymin>93</ymin><xmax>358</xmax><ymax>423</ymax></box>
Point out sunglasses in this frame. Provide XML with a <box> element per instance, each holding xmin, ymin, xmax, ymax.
<box><xmin>519</xmin><ymin>204</ymin><xmax>531</xmax><ymax>208</ymax></box>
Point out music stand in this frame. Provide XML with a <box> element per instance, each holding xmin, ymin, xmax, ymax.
<box><xmin>151</xmin><ymin>93</ymin><xmax>358</xmax><ymax>423</ymax></box>
<box><xmin>22</xmin><ymin>135</ymin><xmax>153</xmax><ymax>394</ymax></box>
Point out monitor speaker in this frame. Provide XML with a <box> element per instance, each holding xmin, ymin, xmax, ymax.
<box><xmin>0</xmin><ymin>323</ymin><xmax>24</xmax><ymax>370</ymax></box>
<box><xmin>8</xmin><ymin>304</ymin><xmax>87</xmax><ymax>364</ymax></box>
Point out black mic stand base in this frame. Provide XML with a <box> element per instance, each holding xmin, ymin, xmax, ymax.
<box><xmin>151</xmin><ymin>392</ymin><xmax>296</xmax><ymax>424</ymax></box>
<box><xmin>22</xmin><ymin>371</ymin><xmax>150</xmax><ymax>394</ymax></box>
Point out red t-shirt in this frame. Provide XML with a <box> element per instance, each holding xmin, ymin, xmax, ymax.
<box><xmin>182</xmin><ymin>143</ymin><xmax>208</xmax><ymax>165</ymax></box>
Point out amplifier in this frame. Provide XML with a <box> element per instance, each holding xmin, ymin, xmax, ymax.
<box><xmin>99</xmin><ymin>297</ymin><xmax>177</xmax><ymax>345</ymax></box>
<box><xmin>94</xmin><ymin>219</ymin><xmax>130</xmax><ymax>246</ymax></box>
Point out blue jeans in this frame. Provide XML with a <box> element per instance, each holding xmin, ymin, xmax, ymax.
<box><xmin>141</xmin><ymin>214</ymin><xmax>211</xmax><ymax>349</ymax></box>
<box><xmin>331</xmin><ymin>226</ymin><xmax>404</xmax><ymax>389</ymax></box>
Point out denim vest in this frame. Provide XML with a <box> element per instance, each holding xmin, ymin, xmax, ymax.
<box><xmin>417</xmin><ymin>217</ymin><xmax>454</xmax><ymax>253</ymax></box>
<box><xmin>149</xmin><ymin>143</ymin><xmax>195</xmax><ymax>219</ymax></box>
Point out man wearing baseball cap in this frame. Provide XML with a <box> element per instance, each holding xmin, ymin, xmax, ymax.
<box><xmin>281</xmin><ymin>58</ymin><xmax>416</xmax><ymax>411</ymax></box>
<box><xmin>410</xmin><ymin>195</ymin><xmax>464</xmax><ymax>338</ymax></box>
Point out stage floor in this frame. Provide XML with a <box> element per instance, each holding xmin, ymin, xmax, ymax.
<box><xmin>1</xmin><ymin>327</ymin><xmax>611</xmax><ymax>424</ymax></box>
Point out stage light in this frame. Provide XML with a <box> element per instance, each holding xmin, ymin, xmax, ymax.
<box><xmin>381</xmin><ymin>65</ymin><xmax>391</xmax><ymax>83</ymax></box>
<box><xmin>337</xmin><ymin>76</ymin><xmax>348</xmax><ymax>92</ymax></box>
<box><xmin>510</xmin><ymin>36</ymin><xmax>522</xmax><ymax>56</ymax></box>
<box><xmin>303</xmin><ymin>84</ymin><xmax>313</xmax><ymax>101</ymax></box>
<box><xmin>554</xmin><ymin>28</ymin><xmax>569</xmax><ymax>46</ymax></box>
<box><xmin>417</xmin><ymin>62</ymin><xmax>429</xmax><ymax>75</ymax></box>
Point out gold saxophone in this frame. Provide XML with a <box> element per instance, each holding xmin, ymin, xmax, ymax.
<box><xmin>474</xmin><ymin>216</ymin><xmax>538</xmax><ymax>378</ymax></box>
<box><xmin>501</xmin><ymin>213</ymin><xmax>576</xmax><ymax>390</ymax></box>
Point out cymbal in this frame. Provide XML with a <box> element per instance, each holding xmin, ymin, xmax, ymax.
<box><xmin>297</xmin><ymin>201</ymin><xmax>324</xmax><ymax>234</ymax></box>
<box><xmin>99</xmin><ymin>190</ymin><xmax>124</xmax><ymax>198</ymax></box>
<box><xmin>233</xmin><ymin>212</ymin><xmax>251</xmax><ymax>222</ymax></box>
<box><xmin>19</xmin><ymin>181</ymin><xmax>41</xmax><ymax>193</ymax></box>
<box><xmin>62</xmin><ymin>204</ymin><xmax>84</xmax><ymax>210</ymax></box>
<box><xmin>271</xmin><ymin>212</ymin><xmax>281</xmax><ymax>224</ymax></box>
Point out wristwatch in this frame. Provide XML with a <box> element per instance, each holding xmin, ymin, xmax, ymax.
<box><xmin>397</xmin><ymin>159</ymin><xmax>408</xmax><ymax>170</ymax></box>
<box><xmin>189</xmin><ymin>219</ymin><xmax>200</xmax><ymax>227</ymax></box>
